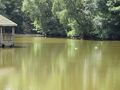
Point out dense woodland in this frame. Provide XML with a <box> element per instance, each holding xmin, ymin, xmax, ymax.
<box><xmin>0</xmin><ymin>0</ymin><xmax>120</xmax><ymax>40</ymax></box>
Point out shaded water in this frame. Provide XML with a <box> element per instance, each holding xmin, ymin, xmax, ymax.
<box><xmin>0</xmin><ymin>36</ymin><xmax>120</xmax><ymax>90</ymax></box>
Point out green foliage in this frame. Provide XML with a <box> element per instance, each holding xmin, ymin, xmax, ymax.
<box><xmin>0</xmin><ymin>0</ymin><xmax>32</xmax><ymax>33</ymax></box>
<box><xmin>95</xmin><ymin>0</ymin><xmax>120</xmax><ymax>39</ymax></box>
<box><xmin>0</xmin><ymin>0</ymin><xmax>120</xmax><ymax>39</ymax></box>
<box><xmin>22</xmin><ymin>0</ymin><xmax>66</xmax><ymax>37</ymax></box>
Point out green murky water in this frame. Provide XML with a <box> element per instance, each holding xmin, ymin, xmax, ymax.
<box><xmin>0</xmin><ymin>36</ymin><xmax>120</xmax><ymax>90</ymax></box>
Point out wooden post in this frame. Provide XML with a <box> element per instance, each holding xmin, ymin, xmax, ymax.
<box><xmin>12</xmin><ymin>27</ymin><xmax>15</xmax><ymax>45</ymax></box>
<box><xmin>0</xmin><ymin>27</ymin><xmax>3</xmax><ymax>46</ymax></box>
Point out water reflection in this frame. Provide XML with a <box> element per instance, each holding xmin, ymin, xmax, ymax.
<box><xmin>0</xmin><ymin>37</ymin><xmax>120</xmax><ymax>90</ymax></box>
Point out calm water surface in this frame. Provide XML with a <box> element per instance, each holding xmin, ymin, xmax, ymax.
<box><xmin>0</xmin><ymin>36</ymin><xmax>120</xmax><ymax>90</ymax></box>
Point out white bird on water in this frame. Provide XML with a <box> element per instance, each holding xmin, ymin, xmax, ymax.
<box><xmin>94</xmin><ymin>46</ymin><xmax>98</xmax><ymax>50</ymax></box>
<box><xmin>75</xmin><ymin>48</ymin><xmax>78</xmax><ymax>50</ymax></box>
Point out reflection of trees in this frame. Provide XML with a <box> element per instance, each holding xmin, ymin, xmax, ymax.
<box><xmin>81</xmin><ymin>41</ymin><xmax>120</xmax><ymax>90</ymax></box>
<box><xmin>1</xmin><ymin>37</ymin><xmax>120</xmax><ymax>90</ymax></box>
<box><xmin>0</xmin><ymin>48</ymin><xmax>16</xmax><ymax>67</ymax></box>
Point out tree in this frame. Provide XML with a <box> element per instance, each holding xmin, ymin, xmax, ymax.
<box><xmin>0</xmin><ymin>0</ymin><xmax>32</xmax><ymax>33</ymax></box>
<box><xmin>22</xmin><ymin>0</ymin><xmax>66</xmax><ymax>37</ymax></box>
<box><xmin>94</xmin><ymin>0</ymin><xmax>120</xmax><ymax>39</ymax></box>
<box><xmin>0</xmin><ymin>0</ymin><xmax>118</xmax><ymax>39</ymax></box>
<box><xmin>0</xmin><ymin>0</ymin><xmax>6</xmax><ymax>15</ymax></box>
<box><xmin>53</xmin><ymin>0</ymin><xmax>96</xmax><ymax>38</ymax></box>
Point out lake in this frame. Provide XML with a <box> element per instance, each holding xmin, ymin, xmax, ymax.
<box><xmin>0</xmin><ymin>36</ymin><xmax>120</xmax><ymax>90</ymax></box>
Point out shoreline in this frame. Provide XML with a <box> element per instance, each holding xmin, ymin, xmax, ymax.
<box><xmin>15</xmin><ymin>34</ymin><xmax>120</xmax><ymax>41</ymax></box>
